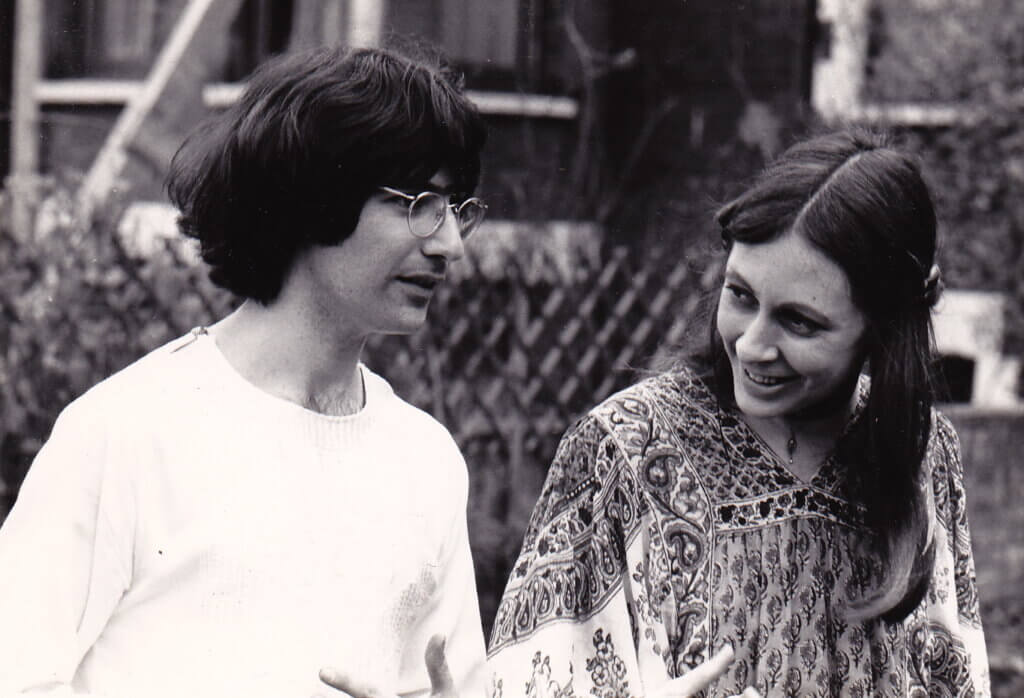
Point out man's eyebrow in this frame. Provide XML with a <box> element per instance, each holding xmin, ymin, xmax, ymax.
<box><xmin>426</xmin><ymin>183</ymin><xmax>456</xmax><ymax>195</ymax></box>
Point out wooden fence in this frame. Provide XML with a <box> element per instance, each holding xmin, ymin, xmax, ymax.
<box><xmin>368</xmin><ymin>243</ymin><xmax>702</xmax><ymax>480</ymax></box>
<box><xmin>0</xmin><ymin>221</ymin><xmax>1019</xmax><ymax>683</ymax></box>
<box><xmin>363</xmin><ymin>241</ymin><xmax>709</xmax><ymax>621</ymax></box>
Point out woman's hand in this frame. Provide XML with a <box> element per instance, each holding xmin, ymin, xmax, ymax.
<box><xmin>650</xmin><ymin>645</ymin><xmax>761</xmax><ymax>698</ymax></box>
<box><xmin>319</xmin><ymin>638</ymin><xmax>760</xmax><ymax>698</ymax></box>
<box><xmin>319</xmin><ymin>634</ymin><xmax>453</xmax><ymax>698</ymax></box>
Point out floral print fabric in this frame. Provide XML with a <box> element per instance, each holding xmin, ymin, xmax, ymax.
<box><xmin>487</xmin><ymin>369</ymin><xmax>989</xmax><ymax>697</ymax></box>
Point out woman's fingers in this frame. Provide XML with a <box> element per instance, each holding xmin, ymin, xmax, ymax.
<box><xmin>727</xmin><ymin>688</ymin><xmax>762</xmax><ymax>698</ymax></box>
<box><xmin>318</xmin><ymin>667</ymin><xmax>396</xmax><ymax>698</ymax></box>
<box><xmin>653</xmin><ymin>644</ymin><xmax>735</xmax><ymax>698</ymax></box>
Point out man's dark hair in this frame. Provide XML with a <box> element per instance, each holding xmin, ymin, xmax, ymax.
<box><xmin>166</xmin><ymin>43</ymin><xmax>487</xmax><ymax>303</ymax></box>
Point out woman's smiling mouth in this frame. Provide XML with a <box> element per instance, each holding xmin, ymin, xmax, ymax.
<box><xmin>743</xmin><ymin>368</ymin><xmax>795</xmax><ymax>387</ymax></box>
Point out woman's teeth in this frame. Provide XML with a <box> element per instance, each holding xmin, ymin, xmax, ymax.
<box><xmin>744</xmin><ymin>369</ymin><xmax>789</xmax><ymax>386</ymax></box>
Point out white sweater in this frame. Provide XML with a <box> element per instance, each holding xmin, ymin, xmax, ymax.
<box><xmin>0</xmin><ymin>331</ymin><xmax>486</xmax><ymax>697</ymax></box>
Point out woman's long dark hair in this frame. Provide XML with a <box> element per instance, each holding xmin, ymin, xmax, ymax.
<box><xmin>696</xmin><ymin>128</ymin><xmax>941</xmax><ymax>622</ymax></box>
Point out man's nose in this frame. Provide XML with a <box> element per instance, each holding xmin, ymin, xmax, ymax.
<box><xmin>423</xmin><ymin>207</ymin><xmax>465</xmax><ymax>263</ymax></box>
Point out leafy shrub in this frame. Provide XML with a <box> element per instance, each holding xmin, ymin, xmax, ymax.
<box><xmin>0</xmin><ymin>181</ymin><xmax>232</xmax><ymax>514</ymax></box>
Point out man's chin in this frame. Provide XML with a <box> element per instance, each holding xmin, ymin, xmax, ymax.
<box><xmin>382</xmin><ymin>315</ymin><xmax>429</xmax><ymax>337</ymax></box>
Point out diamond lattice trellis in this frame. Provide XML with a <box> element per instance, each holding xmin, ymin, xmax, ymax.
<box><xmin>365</xmin><ymin>243</ymin><xmax>703</xmax><ymax>492</ymax></box>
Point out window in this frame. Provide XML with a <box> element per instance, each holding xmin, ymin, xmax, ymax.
<box><xmin>45</xmin><ymin>0</ymin><xmax>165</xmax><ymax>78</ymax></box>
<box><xmin>43</xmin><ymin>0</ymin><xmax>291</xmax><ymax>82</ymax></box>
<box><xmin>385</xmin><ymin>0</ymin><xmax>550</xmax><ymax>92</ymax></box>
<box><xmin>37</xmin><ymin>0</ymin><xmax>575</xmax><ymax>103</ymax></box>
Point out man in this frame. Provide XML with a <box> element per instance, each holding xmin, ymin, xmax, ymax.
<box><xmin>0</xmin><ymin>43</ymin><xmax>488</xmax><ymax>697</ymax></box>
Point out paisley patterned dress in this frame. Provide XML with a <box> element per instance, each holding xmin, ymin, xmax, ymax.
<box><xmin>486</xmin><ymin>369</ymin><xmax>990</xmax><ymax>697</ymax></box>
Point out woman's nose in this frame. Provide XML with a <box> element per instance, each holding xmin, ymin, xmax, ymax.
<box><xmin>734</xmin><ymin>314</ymin><xmax>780</xmax><ymax>363</ymax></box>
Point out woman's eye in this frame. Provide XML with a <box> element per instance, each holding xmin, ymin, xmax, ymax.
<box><xmin>725</xmin><ymin>284</ymin><xmax>755</xmax><ymax>306</ymax></box>
<box><xmin>782</xmin><ymin>314</ymin><xmax>821</xmax><ymax>336</ymax></box>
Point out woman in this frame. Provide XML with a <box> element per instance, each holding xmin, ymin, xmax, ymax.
<box><xmin>486</xmin><ymin>130</ymin><xmax>989</xmax><ymax>697</ymax></box>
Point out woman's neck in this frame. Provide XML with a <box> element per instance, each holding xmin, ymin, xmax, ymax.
<box><xmin>742</xmin><ymin>393</ymin><xmax>858</xmax><ymax>481</ymax></box>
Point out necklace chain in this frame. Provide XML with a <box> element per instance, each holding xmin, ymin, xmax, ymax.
<box><xmin>786</xmin><ymin>427</ymin><xmax>798</xmax><ymax>464</ymax></box>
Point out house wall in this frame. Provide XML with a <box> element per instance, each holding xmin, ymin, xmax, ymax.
<box><xmin>0</xmin><ymin>1</ymin><xmax>15</xmax><ymax>181</ymax></box>
<box><xmin>6</xmin><ymin>1</ymin><xmax>817</xmax><ymax>223</ymax></box>
<box><xmin>600</xmin><ymin>0</ymin><xmax>816</xmax><ymax>245</ymax></box>
<box><xmin>6</xmin><ymin>0</ymin><xmax>601</xmax><ymax>215</ymax></box>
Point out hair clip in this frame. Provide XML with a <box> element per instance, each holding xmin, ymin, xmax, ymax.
<box><xmin>922</xmin><ymin>264</ymin><xmax>943</xmax><ymax>306</ymax></box>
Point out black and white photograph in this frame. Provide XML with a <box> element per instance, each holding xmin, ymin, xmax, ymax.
<box><xmin>0</xmin><ymin>1</ymin><xmax>1020</xmax><ymax>696</ymax></box>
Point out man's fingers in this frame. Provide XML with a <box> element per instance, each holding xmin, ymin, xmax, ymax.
<box><xmin>318</xmin><ymin>635</ymin><xmax>455</xmax><ymax>698</ymax></box>
<box><xmin>659</xmin><ymin>644</ymin><xmax>735</xmax><ymax>697</ymax></box>
<box><xmin>318</xmin><ymin>667</ymin><xmax>396</xmax><ymax>698</ymax></box>
<box><xmin>425</xmin><ymin>634</ymin><xmax>455</xmax><ymax>696</ymax></box>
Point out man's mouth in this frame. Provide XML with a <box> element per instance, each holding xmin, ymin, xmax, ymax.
<box><xmin>396</xmin><ymin>273</ymin><xmax>444</xmax><ymax>292</ymax></box>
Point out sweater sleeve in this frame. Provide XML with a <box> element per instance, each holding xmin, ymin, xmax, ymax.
<box><xmin>396</xmin><ymin>442</ymin><xmax>488</xmax><ymax>698</ymax></box>
<box><xmin>0</xmin><ymin>398</ymin><xmax>133</xmax><ymax>698</ymax></box>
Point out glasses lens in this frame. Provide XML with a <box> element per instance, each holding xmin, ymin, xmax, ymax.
<box><xmin>457</xmin><ymin>199</ymin><xmax>486</xmax><ymax>240</ymax></box>
<box><xmin>408</xmin><ymin>192</ymin><xmax>447</xmax><ymax>237</ymax></box>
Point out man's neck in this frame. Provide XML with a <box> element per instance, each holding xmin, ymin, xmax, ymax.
<box><xmin>209</xmin><ymin>299</ymin><xmax>367</xmax><ymax>416</ymax></box>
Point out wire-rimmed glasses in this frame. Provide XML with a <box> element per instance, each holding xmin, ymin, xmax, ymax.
<box><xmin>379</xmin><ymin>186</ymin><xmax>487</xmax><ymax>240</ymax></box>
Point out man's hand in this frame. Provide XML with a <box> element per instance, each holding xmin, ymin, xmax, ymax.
<box><xmin>422</xmin><ymin>634</ymin><xmax>455</xmax><ymax>698</ymax></box>
<box><xmin>319</xmin><ymin>634</ymin><xmax>454</xmax><ymax>698</ymax></box>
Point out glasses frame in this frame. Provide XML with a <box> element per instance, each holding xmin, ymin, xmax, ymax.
<box><xmin>378</xmin><ymin>186</ymin><xmax>487</xmax><ymax>240</ymax></box>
